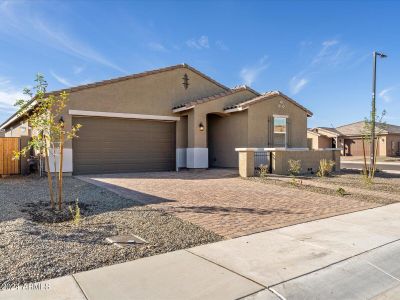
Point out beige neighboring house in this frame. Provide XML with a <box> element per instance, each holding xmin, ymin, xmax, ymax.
<box><xmin>308</xmin><ymin>121</ymin><xmax>400</xmax><ymax>157</ymax></box>
<box><xmin>0</xmin><ymin>64</ymin><xmax>312</xmax><ymax>175</ymax></box>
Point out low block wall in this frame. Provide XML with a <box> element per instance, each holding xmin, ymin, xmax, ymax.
<box><xmin>272</xmin><ymin>149</ymin><xmax>341</xmax><ymax>175</ymax></box>
<box><xmin>235</xmin><ymin>148</ymin><xmax>341</xmax><ymax>177</ymax></box>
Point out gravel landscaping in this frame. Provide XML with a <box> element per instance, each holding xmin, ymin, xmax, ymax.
<box><xmin>0</xmin><ymin>176</ymin><xmax>222</xmax><ymax>286</ymax></box>
<box><xmin>251</xmin><ymin>170</ymin><xmax>400</xmax><ymax>205</ymax></box>
<box><xmin>314</xmin><ymin>170</ymin><xmax>400</xmax><ymax>194</ymax></box>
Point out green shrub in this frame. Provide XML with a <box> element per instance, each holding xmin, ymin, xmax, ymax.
<box><xmin>68</xmin><ymin>198</ymin><xmax>81</xmax><ymax>226</ymax></box>
<box><xmin>288</xmin><ymin>159</ymin><xmax>302</xmax><ymax>176</ymax></box>
<box><xmin>317</xmin><ymin>159</ymin><xmax>335</xmax><ymax>177</ymax></box>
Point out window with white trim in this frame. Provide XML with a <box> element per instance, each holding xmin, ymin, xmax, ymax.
<box><xmin>273</xmin><ymin>116</ymin><xmax>287</xmax><ymax>147</ymax></box>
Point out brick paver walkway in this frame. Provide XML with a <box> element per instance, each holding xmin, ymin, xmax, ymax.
<box><xmin>79</xmin><ymin>169</ymin><xmax>379</xmax><ymax>238</ymax></box>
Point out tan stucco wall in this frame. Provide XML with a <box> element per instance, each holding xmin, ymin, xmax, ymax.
<box><xmin>318</xmin><ymin>136</ymin><xmax>332</xmax><ymax>149</ymax></box>
<box><xmin>207</xmin><ymin>111</ymin><xmax>248</xmax><ymax>168</ymax></box>
<box><xmin>272</xmin><ymin>150</ymin><xmax>340</xmax><ymax>175</ymax></box>
<box><xmin>188</xmin><ymin>89</ymin><xmax>256</xmax><ymax>148</ymax></box>
<box><xmin>247</xmin><ymin>95</ymin><xmax>308</xmax><ymax>148</ymax></box>
<box><xmin>4</xmin><ymin>121</ymin><xmax>30</xmax><ymax>137</ymax></box>
<box><xmin>307</xmin><ymin>132</ymin><xmax>319</xmax><ymax>149</ymax></box>
<box><xmin>59</xmin><ymin>67</ymin><xmax>227</xmax><ymax>148</ymax></box>
<box><xmin>176</xmin><ymin>116</ymin><xmax>188</xmax><ymax>148</ymax></box>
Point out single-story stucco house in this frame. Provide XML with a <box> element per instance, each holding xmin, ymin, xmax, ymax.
<box><xmin>308</xmin><ymin>121</ymin><xmax>400</xmax><ymax>157</ymax></box>
<box><xmin>0</xmin><ymin>64</ymin><xmax>313</xmax><ymax>175</ymax></box>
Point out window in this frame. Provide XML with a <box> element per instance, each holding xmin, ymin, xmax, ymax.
<box><xmin>274</xmin><ymin>117</ymin><xmax>286</xmax><ymax>133</ymax></box>
<box><xmin>273</xmin><ymin>116</ymin><xmax>287</xmax><ymax>147</ymax></box>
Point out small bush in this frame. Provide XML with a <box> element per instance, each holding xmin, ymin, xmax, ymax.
<box><xmin>336</xmin><ymin>187</ymin><xmax>346</xmax><ymax>197</ymax></box>
<box><xmin>68</xmin><ymin>198</ymin><xmax>81</xmax><ymax>226</ymax></box>
<box><xmin>317</xmin><ymin>159</ymin><xmax>335</xmax><ymax>177</ymax></box>
<box><xmin>288</xmin><ymin>159</ymin><xmax>302</xmax><ymax>176</ymax></box>
<box><xmin>258</xmin><ymin>164</ymin><xmax>269</xmax><ymax>178</ymax></box>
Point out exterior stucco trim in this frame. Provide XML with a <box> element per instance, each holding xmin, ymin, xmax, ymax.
<box><xmin>172</xmin><ymin>106</ymin><xmax>195</xmax><ymax>113</ymax></box>
<box><xmin>48</xmin><ymin>148</ymin><xmax>73</xmax><ymax>172</ymax></box>
<box><xmin>187</xmin><ymin>148</ymin><xmax>208</xmax><ymax>168</ymax></box>
<box><xmin>69</xmin><ymin>110</ymin><xmax>180</xmax><ymax>121</ymax></box>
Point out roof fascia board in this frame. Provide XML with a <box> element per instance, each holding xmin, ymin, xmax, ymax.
<box><xmin>69</xmin><ymin>110</ymin><xmax>180</xmax><ymax>121</ymax></box>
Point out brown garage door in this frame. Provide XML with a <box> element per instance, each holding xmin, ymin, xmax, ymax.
<box><xmin>72</xmin><ymin>117</ymin><xmax>176</xmax><ymax>174</ymax></box>
<box><xmin>344</xmin><ymin>138</ymin><xmax>379</xmax><ymax>157</ymax></box>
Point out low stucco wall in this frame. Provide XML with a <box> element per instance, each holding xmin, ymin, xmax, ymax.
<box><xmin>236</xmin><ymin>148</ymin><xmax>341</xmax><ymax>177</ymax></box>
<box><xmin>272</xmin><ymin>149</ymin><xmax>341</xmax><ymax>175</ymax></box>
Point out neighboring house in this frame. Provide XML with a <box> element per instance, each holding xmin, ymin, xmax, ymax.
<box><xmin>0</xmin><ymin>64</ymin><xmax>312</xmax><ymax>174</ymax></box>
<box><xmin>308</xmin><ymin>121</ymin><xmax>400</xmax><ymax>157</ymax></box>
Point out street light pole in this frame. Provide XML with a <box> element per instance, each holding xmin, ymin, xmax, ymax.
<box><xmin>370</xmin><ymin>51</ymin><xmax>387</xmax><ymax>171</ymax></box>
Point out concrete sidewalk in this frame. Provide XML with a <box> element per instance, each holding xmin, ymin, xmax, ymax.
<box><xmin>3</xmin><ymin>204</ymin><xmax>400</xmax><ymax>300</ymax></box>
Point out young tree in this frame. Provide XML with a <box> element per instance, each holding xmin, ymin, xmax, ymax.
<box><xmin>14</xmin><ymin>74</ymin><xmax>81</xmax><ymax>210</ymax></box>
<box><xmin>361</xmin><ymin>110</ymin><xmax>386</xmax><ymax>182</ymax></box>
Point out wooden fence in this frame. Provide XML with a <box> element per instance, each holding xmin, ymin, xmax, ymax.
<box><xmin>0</xmin><ymin>138</ymin><xmax>20</xmax><ymax>175</ymax></box>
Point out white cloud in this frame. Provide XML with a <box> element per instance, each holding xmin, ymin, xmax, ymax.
<box><xmin>311</xmin><ymin>39</ymin><xmax>353</xmax><ymax>67</ymax></box>
<box><xmin>0</xmin><ymin>2</ymin><xmax>127</xmax><ymax>74</ymax></box>
<box><xmin>239</xmin><ymin>56</ymin><xmax>269</xmax><ymax>86</ymax></box>
<box><xmin>73</xmin><ymin>65</ymin><xmax>85</xmax><ymax>75</ymax></box>
<box><xmin>290</xmin><ymin>76</ymin><xmax>309</xmax><ymax>94</ymax></box>
<box><xmin>379</xmin><ymin>87</ymin><xmax>396</xmax><ymax>103</ymax></box>
<box><xmin>148</xmin><ymin>42</ymin><xmax>167</xmax><ymax>52</ymax></box>
<box><xmin>215</xmin><ymin>40</ymin><xmax>228</xmax><ymax>51</ymax></box>
<box><xmin>0</xmin><ymin>77</ymin><xmax>27</xmax><ymax>115</ymax></box>
<box><xmin>288</xmin><ymin>38</ymin><xmax>355</xmax><ymax>95</ymax></box>
<box><xmin>186</xmin><ymin>35</ymin><xmax>210</xmax><ymax>49</ymax></box>
<box><xmin>50</xmin><ymin>71</ymin><xmax>72</xmax><ymax>87</ymax></box>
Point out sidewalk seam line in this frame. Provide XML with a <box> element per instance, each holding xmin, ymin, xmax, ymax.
<box><xmin>72</xmin><ymin>275</ymin><xmax>89</xmax><ymax>300</ymax></box>
<box><xmin>269</xmin><ymin>237</ymin><xmax>400</xmax><ymax>288</ymax></box>
<box><xmin>185</xmin><ymin>249</ymin><xmax>267</xmax><ymax>289</ymax></box>
<box><xmin>366</xmin><ymin>261</ymin><xmax>400</xmax><ymax>282</ymax></box>
<box><xmin>269</xmin><ymin>287</ymin><xmax>287</xmax><ymax>300</ymax></box>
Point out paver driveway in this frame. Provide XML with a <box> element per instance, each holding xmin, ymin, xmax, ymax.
<box><xmin>79</xmin><ymin>169</ymin><xmax>378</xmax><ymax>238</ymax></box>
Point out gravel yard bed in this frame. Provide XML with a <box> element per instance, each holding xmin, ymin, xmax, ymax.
<box><xmin>0</xmin><ymin>176</ymin><xmax>222</xmax><ymax>286</ymax></box>
<box><xmin>249</xmin><ymin>175</ymin><xmax>396</xmax><ymax>205</ymax></box>
<box><xmin>314</xmin><ymin>170</ymin><xmax>400</xmax><ymax>194</ymax></box>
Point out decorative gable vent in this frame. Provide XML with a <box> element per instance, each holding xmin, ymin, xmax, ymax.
<box><xmin>182</xmin><ymin>73</ymin><xmax>189</xmax><ymax>89</ymax></box>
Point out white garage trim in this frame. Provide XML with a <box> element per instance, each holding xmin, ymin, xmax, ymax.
<box><xmin>69</xmin><ymin>110</ymin><xmax>180</xmax><ymax>121</ymax></box>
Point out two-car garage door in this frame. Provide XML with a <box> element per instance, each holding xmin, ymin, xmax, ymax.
<box><xmin>72</xmin><ymin>117</ymin><xmax>176</xmax><ymax>175</ymax></box>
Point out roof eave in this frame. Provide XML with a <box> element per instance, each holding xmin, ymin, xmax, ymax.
<box><xmin>172</xmin><ymin>105</ymin><xmax>194</xmax><ymax>113</ymax></box>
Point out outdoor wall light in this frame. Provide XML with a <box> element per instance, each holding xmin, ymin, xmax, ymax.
<box><xmin>199</xmin><ymin>123</ymin><xmax>204</xmax><ymax>131</ymax></box>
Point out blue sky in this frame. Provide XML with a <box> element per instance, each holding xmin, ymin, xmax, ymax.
<box><xmin>0</xmin><ymin>0</ymin><xmax>399</xmax><ymax>127</ymax></box>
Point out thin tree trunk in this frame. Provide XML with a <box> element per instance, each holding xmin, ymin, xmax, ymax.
<box><xmin>44</xmin><ymin>136</ymin><xmax>55</xmax><ymax>209</ymax></box>
<box><xmin>58</xmin><ymin>130</ymin><xmax>64</xmax><ymax>210</ymax></box>
<box><xmin>372</xmin><ymin>137</ymin><xmax>379</xmax><ymax>179</ymax></box>
<box><xmin>362</xmin><ymin>138</ymin><xmax>368</xmax><ymax>176</ymax></box>
<box><xmin>51</xmin><ymin>141</ymin><xmax>59</xmax><ymax>204</ymax></box>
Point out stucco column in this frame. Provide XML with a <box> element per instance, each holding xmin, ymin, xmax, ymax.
<box><xmin>238</xmin><ymin>151</ymin><xmax>255</xmax><ymax>177</ymax></box>
<box><xmin>186</xmin><ymin>109</ymin><xmax>208</xmax><ymax>168</ymax></box>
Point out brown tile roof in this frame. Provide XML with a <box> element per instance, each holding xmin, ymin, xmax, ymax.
<box><xmin>46</xmin><ymin>63</ymin><xmax>229</xmax><ymax>95</ymax></box>
<box><xmin>224</xmin><ymin>91</ymin><xmax>313</xmax><ymax>116</ymax></box>
<box><xmin>312</xmin><ymin>127</ymin><xmax>342</xmax><ymax>136</ymax></box>
<box><xmin>172</xmin><ymin>85</ymin><xmax>260</xmax><ymax>111</ymax></box>
<box><xmin>336</xmin><ymin>121</ymin><xmax>400</xmax><ymax>136</ymax></box>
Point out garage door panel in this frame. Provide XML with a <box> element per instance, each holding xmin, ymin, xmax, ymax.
<box><xmin>72</xmin><ymin>117</ymin><xmax>176</xmax><ymax>174</ymax></box>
